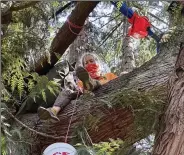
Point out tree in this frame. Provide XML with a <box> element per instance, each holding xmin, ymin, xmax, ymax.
<box><xmin>6</xmin><ymin>26</ymin><xmax>184</xmax><ymax>155</ymax></box>
<box><xmin>152</xmin><ymin>44</ymin><xmax>184</xmax><ymax>155</ymax></box>
<box><xmin>120</xmin><ymin>17</ymin><xmax>135</xmax><ymax>73</ymax></box>
<box><xmin>34</xmin><ymin>1</ymin><xmax>99</xmax><ymax>75</ymax></box>
<box><xmin>2</xmin><ymin>1</ymin><xmax>184</xmax><ymax>155</ymax></box>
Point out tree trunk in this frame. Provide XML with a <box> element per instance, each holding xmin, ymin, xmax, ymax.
<box><xmin>152</xmin><ymin>45</ymin><xmax>184</xmax><ymax>155</ymax></box>
<box><xmin>34</xmin><ymin>1</ymin><xmax>99</xmax><ymax>75</ymax></box>
<box><xmin>7</xmin><ymin>31</ymin><xmax>184</xmax><ymax>155</ymax></box>
<box><xmin>120</xmin><ymin>18</ymin><xmax>135</xmax><ymax>73</ymax></box>
<box><xmin>68</xmin><ymin>19</ymin><xmax>94</xmax><ymax>66</ymax></box>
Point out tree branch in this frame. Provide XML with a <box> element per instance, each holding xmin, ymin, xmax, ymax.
<box><xmin>99</xmin><ymin>21</ymin><xmax>123</xmax><ymax>47</ymax></box>
<box><xmin>6</xmin><ymin>108</ymin><xmax>74</xmax><ymax>140</ymax></box>
<box><xmin>148</xmin><ymin>12</ymin><xmax>168</xmax><ymax>26</ymax></box>
<box><xmin>132</xmin><ymin>2</ymin><xmax>169</xmax><ymax>26</ymax></box>
<box><xmin>98</xmin><ymin>13</ymin><xmax>121</xmax><ymax>31</ymax></box>
<box><xmin>1</xmin><ymin>1</ymin><xmax>39</xmax><ymax>25</ymax></box>
<box><xmin>10</xmin><ymin>1</ymin><xmax>39</xmax><ymax>11</ymax></box>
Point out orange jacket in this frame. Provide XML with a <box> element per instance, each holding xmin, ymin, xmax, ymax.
<box><xmin>77</xmin><ymin>72</ymin><xmax>117</xmax><ymax>89</ymax></box>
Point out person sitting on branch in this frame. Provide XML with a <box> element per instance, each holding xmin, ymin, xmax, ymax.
<box><xmin>38</xmin><ymin>53</ymin><xmax>117</xmax><ymax>121</ymax></box>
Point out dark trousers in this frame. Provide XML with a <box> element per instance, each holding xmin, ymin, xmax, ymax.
<box><xmin>53</xmin><ymin>90</ymin><xmax>82</xmax><ymax>109</ymax></box>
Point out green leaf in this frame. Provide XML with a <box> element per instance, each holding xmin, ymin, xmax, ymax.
<box><xmin>11</xmin><ymin>75</ymin><xmax>17</xmax><ymax>92</ymax></box>
<box><xmin>17</xmin><ymin>77</ymin><xmax>24</xmax><ymax>99</ymax></box>
<box><xmin>47</xmin><ymin>85</ymin><xmax>56</xmax><ymax>96</ymax></box>
<box><xmin>41</xmin><ymin>90</ymin><xmax>47</xmax><ymax>103</ymax></box>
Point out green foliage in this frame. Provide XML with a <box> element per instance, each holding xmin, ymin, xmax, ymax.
<box><xmin>1</xmin><ymin>135</ymin><xmax>7</xmax><ymax>155</ymax></box>
<box><xmin>28</xmin><ymin>73</ymin><xmax>60</xmax><ymax>103</ymax></box>
<box><xmin>1</xmin><ymin>1</ymin><xmax>183</xmax><ymax>154</ymax></box>
<box><xmin>75</xmin><ymin>139</ymin><xmax>124</xmax><ymax>155</ymax></box>
<box><xmin>93</xmin><ymin>139</ymin><xmax>124</xmax><ymax>155</ymax></box>
<box><xmin>104</xmin><ymin>89</ymin><xmax>163</xmax><ymax>137</ymax></box>
<box><xmin>2</xmin><ymin>56</ymin><xmax>60</xmax><ymax>102</ymax></box>
<box><xmin>136</xmin><ymin>39</ymin><xmax>156</xmax><ymax>67</ymax></box>
<box><xmin>1</xmin><ymin>3</ymin><xmax>61</xmax><ymax>153</ymax></box>
<box><xmin>1</xmin><ymin>103</ymin><xmax>11</xmax><ymax>155</ymax></box>
<box><xmin>1</xmin><ymin>1</ymin><xmax>61</xmax><ymax>103</ymax></box>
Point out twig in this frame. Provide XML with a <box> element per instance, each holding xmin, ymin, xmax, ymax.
<box><xmin>151</xmin><ymin>24</ymin><xmax>163</xmax><ymax>33</ymax></box>
<box><xmin>6</xmin><ymin>109</ymin><xmax>75</xmax><ymax>139</ymax></box>
<box><xmin>148</xmin><ymin>12</ymin><xmax>168</xmax><ymax>25</ymax></box>
<box><xmin>99</xmin><ymin>21</ymin><xmax>123</xmax><ymax>47</ymax></box>
<box><xmin>50</xmin><ymin>1</ymin><xmax>76</xmax><ymax>19</ymax></box>
<box><xmin>98</xmin><ymin>13</ymin><xmax>122</xmax><ymax>31</ymax></box>
<box><xmin>90</xmin><ymin>12</ymin><xmax>113</xmax><ymax>23</ymax></box>
<box><xmin>132</xmin><ymin>2</ymin><xmax>169</xmax><ymax>25</ymax></box>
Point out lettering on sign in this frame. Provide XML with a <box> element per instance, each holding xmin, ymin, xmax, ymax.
<box><xmin>53</xmin><ymin>152</ymin><xmax>70</xmax><ymax>155</ymax></box>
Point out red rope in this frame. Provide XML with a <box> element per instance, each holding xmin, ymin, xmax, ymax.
<box><xmin>67</xmin><ymin>18</ymin><xmax>83</xmax><ymax>36</ymax></box>
<box><xmin>67</xmin><ymin>18</ymin><xmax>83</xmax><ymax>29</ymax></box>
<box><xmin>64</xmin><ymin>90</ymin><xmax>80</xmax><ymax>143</ymax></box>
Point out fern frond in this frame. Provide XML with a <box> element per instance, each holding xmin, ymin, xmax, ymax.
<box><xmin>11</xmin><ymin>75</ymin><xmax>18</xmax><ymax>92</ymax></box>
<box><xmin>47</xmin><ymin>85</ymin><xmax>56</xmax><ymax>96</ymax></box>
<box><xmin>17</xmin><ymin>77</ymin><xmax>24</xmax><ymax>99</ymax></box>
<box><xmin>28</xmin><ymin>79</ymin><xmax>35</xmax><ymax>91</ymax></box>
<box><xmin>41</xmin><ymin>90</ymin><xmax>47</xmax><ymax>103</ymax></box>
<box><xmin>31</xmin><ymin>72</ymin><xmax>39</xmax><ymax>81</ymax></box>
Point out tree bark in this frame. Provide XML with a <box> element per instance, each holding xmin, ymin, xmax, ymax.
<box><xmin>8</xmin><ymin>31</ymin><xmax>184</xmax><ymax>155</ymax></box>
<box><xmin>68</xmin><ymin>19</ymin><xmax>90</xmax><ymax>66</ymax></box>
<box><xmin>152</xmin><ymin>44</ymin><xmax>184</xmax><ymax>155</ymax></box>
<box><xmin>120</xmin><ymin>17</ymin><xmax>135</xmax><ymax>73</ymax></box>
<box><xmin>34</xmin><ymin>1</ymin><xmax>99</xmax><ymax>75</ymax></box>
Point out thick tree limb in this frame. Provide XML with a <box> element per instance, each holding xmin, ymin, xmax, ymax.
<box><xmin>34</xmin><ymin>1</ymin><xmax>99</xmax><ymax>75</ymax></box>
<box><xmin>152</xmin><ymin>44</ymin><xmax>184</xmax><ymax>155</ymax></box>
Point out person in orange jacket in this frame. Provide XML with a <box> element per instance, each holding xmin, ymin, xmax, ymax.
<box><xmin>38</xmin><ymin>53</ymin><xmax>117</xmax><ymax>121</ymax></box>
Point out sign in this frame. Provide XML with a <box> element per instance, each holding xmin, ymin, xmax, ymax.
<box><xmin>43</xmin><ymin>143</ymin><xmax>77</xmax><ymax>155</ymax></box>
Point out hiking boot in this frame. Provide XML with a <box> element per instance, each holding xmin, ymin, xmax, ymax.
<box><xmin>37</xmin><ymin>107</ymin><xmax>60</xmax><ymax>122</ymax></box>
<box><xmin>76</xmin><ymin>66</ymin><xmax>101</xmax><ymax>91</ymax></box>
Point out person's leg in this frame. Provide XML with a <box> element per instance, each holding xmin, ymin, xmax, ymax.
<box><xmin>38</xmin><ymin>90</ymin><xmax>78</xmax><ymax>121</ymax></box>
<box><xmin>76</xmin><ymin>66</ymin><xmax>101</xmax><ymax>91</ymax></box>
<box><xmin>37</xmin><ymin>106</ymin><xmax>60</xmax><ymax>121</ymax></box>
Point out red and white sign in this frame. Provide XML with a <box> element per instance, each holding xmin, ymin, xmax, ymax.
<box><xmin>43</xmin><ymin>143</ymin><xmax>77</xmax><ymax>155</ymax></box>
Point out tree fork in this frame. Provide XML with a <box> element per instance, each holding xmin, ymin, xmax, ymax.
<box><xmin>8</xmin><ymin>30</ymin><xmax>184</xmax><ymax>155</ymax></box>
<box><xmin>34</xmin><ymin>1</ymin><xmax>99</xmax><ymax>75</ymax></box>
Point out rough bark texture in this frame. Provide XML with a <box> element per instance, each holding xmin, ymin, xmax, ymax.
<box><xmin>121</xmin><ymin>18</ymin><xmax>135</xmax><ymax>73</ymax></box>
<box><xmin>68</xmin><ymin>19</ymin><xmax>92</xmax><ymax>66</ymax></box>
<box><xmin>34</xmin><ymin>1</ymin><xmax>99</xmax><ymax>75</ymax></box>
<box><xmin>121</xmin><ymin>35</ymin><xmax>135</xmax><ymax>73</ymax></box>
<box><xmin>8</xmin><ymin>31</ymin><xmax>184</xmax><ymax>155</ymax></box>
<box><xmin>152</xmin><ymin>45</ymin><xmax>184</xmax><ymax>155</ymax></box>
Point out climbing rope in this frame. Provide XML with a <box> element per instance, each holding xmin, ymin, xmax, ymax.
<box><xmin>64</xmin><ymin>89</ymin><xmax>81</xmax><ymax>143</ymax></box>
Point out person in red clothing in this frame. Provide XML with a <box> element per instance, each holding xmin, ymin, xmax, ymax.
<box><xmin>77</xmin><ymin>53</ymin><xmax>117</xmax><ymax>91</ymax></box>
<box><xmin>38</xmin><ymin>53</ymin><xmax>117</xmax><ymax>121</ymax></box>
